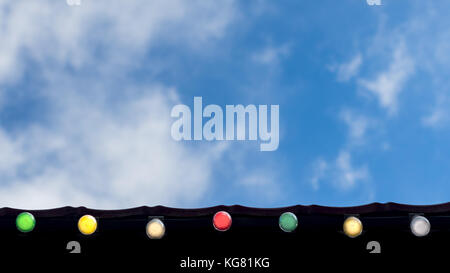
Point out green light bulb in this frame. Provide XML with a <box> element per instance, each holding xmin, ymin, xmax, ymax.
<box><xmin>16</xmin><ymin>212</ymin><xmax>36</xmax><ymax>233</ymax></box>
<box><xmin>279</xmin><ymin>212</ymin><xmax>298</xmax><ymax>232</ymax></box>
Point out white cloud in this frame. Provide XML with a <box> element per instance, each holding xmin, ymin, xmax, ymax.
<box><xmin>310</xmin><ymin>159</ymin><xmax>328</xmax><ymax>191</ymax></box>
<box><xmin>355</xmin><ymin>2</ymin><xmax>450</xmax><ymax>126</ymax></box>
<box><xmin>335</xmin><ymin>54</ymin><xmax>362</xmax><ymax>82</ymax></box>
<box><xmin>359</xmin><ymin>44</ymin><xmax>414</xmax><ymax>115</ymax></box>
<box><xmin>422</xmin><ymin>108</ymin><xmax>447</xmax><ymax>128</ymax></box>
<box><xmin>340</xmin><ymin>109</ymin><xmax>372</xmax><ymax>144</ymax></box>
<box><xmin>0</xmin><ymin>0</ymin><xmax>237</xmax><ymax>83</ymax></box>
<box><xmin>422</xmin><ymin>95</ymin><xmax>450</xmax><ymax>128</ymax></box>
<box><xmin>0</xmin><ymin>0</ymin><xmax>239</xmax><ymax>209</ymax></box>
<box><xmin>335</xmin><ymin>151</ymin><xmax>369</xmax><ymax>190</ymax></box>
<box><xmin>252</xmin><ymin>43</ymin><xmax>290</xmax><ymax>65</ymax></box>
<box><xmin>239</xmin><ymin>172</ymin><xmax>280</xmax><ymax>202</ymax></box>
<box><xmin>0</xmin><ymin>130</ymin><xmax>24</xmax><ymax>175</ymax></box>
<box><xmin>0</xmin><ymin>89</ymin><xmax>231</xmax><ymax>209</ymax></box>
<box><xmin>310</xmin><ymin>151</ymin><xmax>369</xmax><ymax>191</ymax></box>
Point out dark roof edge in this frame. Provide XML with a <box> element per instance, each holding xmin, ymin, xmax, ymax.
<box><xmin>1</xmin><ymin>202</ymin><xmax>450</xmax><ymax>217</ymax></box>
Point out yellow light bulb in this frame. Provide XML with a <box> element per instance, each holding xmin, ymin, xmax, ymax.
<box><xmin>78</xmin><ymin>215</ymin><xmax>97</xmax><ymax>235</ymax></box>
<box><xmin>343</xmin><ymin>216</ymin><xmax>363</xmax><ymax>238</ymax></box>
<box><xmin>146</xmin><ymin>218</ymin><xmax>165</xmax><ymax>239</ymax></box>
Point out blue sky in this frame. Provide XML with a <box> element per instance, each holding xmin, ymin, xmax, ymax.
<box><xmin>0</xmin><ymin>0</ymin><xmax>449</xmax><ymax>209</ymax></box>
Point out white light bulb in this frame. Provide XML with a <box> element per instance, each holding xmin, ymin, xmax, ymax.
<box><xmin>146</xmin><ymin>218</ymin><xmax>166</xmax><ymax>239</ymax></box>
<box><xmin>410</xmin><ymin>216</ymin><xmax>430</xmax><ymax>237</ymax></box>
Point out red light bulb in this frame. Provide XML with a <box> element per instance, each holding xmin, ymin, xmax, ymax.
<box><xmin>213</xmin><ymin>211</ymin><xmax>232</xmax><ymax>231</ymax></box>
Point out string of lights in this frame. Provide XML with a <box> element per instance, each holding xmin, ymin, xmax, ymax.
<box><xmin>1</xmin><ymin>203</ymin><xmax>449</xmax><ymax>267</ymax></box>
<box><xmin>6</xmin><ymin>203</ymin><xmax>444</xmax><ymax>238</ymax></box>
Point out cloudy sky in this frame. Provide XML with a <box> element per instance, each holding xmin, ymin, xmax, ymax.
<box><xmin>0</xmin><ymin>0</ymin><xmax>449</xmax><ymax>209</ymax></box>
